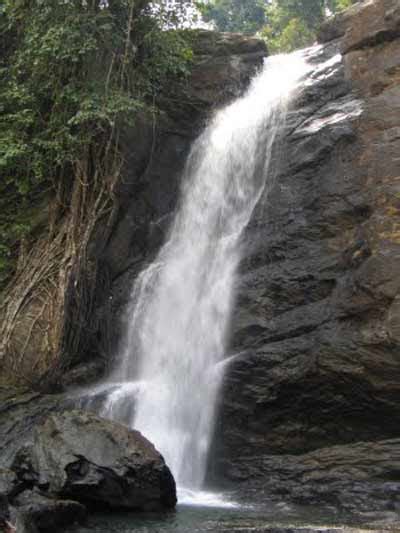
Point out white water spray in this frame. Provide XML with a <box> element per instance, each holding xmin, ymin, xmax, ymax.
<box><xmin>97</xmin><ymin>53</ymin><xmax>308</xmax><ymax>502</ymax></box>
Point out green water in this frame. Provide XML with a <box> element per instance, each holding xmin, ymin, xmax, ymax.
<box><xmin>64</xmin><ymin>502</ymin><xmax>369</xmax><ymax>533</ymax></box>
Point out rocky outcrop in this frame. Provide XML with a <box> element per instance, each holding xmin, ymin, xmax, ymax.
<box><xmin>319</xmin><ymin>0</ymin><xmax>400</xmax><ymax>53</ymax></box>
<box><xmin>207</xmin><ymin>0</ymin><xmax>400</xmax><ymax>513</ymax></box>
<box><xmin>227</xmin><ymin>438</ymin><xmax>400</xmax><ymax>515</ymax></box>
<box><xmin>185</xmin><ymin>30</ymin><xmax>268</xmax><ymax>109</ymax></box>
<box><xmin>11</xmin><ymin>410</ymin><xmax>176</xmax><ymax>511</ymax></box>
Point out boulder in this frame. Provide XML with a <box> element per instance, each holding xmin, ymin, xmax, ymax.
<box><xmin>60</xmin><ymin>360</ymin><xmax>106</xmax><ymax>389</ymax></box>
<box><xmin>12</xmin><ymin>410</ymin><xmax>176</xmax><ymax>511</ymax></box>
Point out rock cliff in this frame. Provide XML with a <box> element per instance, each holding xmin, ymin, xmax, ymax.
<box><xmin>208</xmin><ymin>0</ymin><xmax>400</xmax><ymax>515</ymax></box>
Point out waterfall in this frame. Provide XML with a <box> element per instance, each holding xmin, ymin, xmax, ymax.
<box><xmin>95</xmin><ymin>53</ymin><xmax>307</xmax><ymax>501</ymax></box>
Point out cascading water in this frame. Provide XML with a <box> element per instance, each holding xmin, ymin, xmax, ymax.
<box><xmin>89</xmin><ymin>53</ymin><xmax>308</xmax><ymax>504</ymax></box>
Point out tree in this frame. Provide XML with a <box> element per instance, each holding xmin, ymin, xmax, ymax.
<box><xmin>262</xmin><ymin>15</ymin><xmax>314</xmax><ymax>53</ymax></box>
<box><xmin>197</xmin><ymin>0</ymin><xmax>357</xmax><ymax>46</ymax></box>
<box><xmin>0</xmin><ymin>0</ymin><xmax>195</xmax><ymax>383</ymax></box>
<box><xmin>328</xmin><ymin>0</ymin><xmax>356</xmax><ymax>11</ymax></box>
<box><xmin>262</xmin><ymin>0</ymin><xmax>358</xmax><ymax>53</ymax></box>
<box><xmin>0</xmin><ymin>0</ymin><xmax>194</xmax><ymax>286</ymax></box>
<box><xmin>198</xmin><ymin>0</ymin><xmax>266</xmax><ymax>34</ymax></box>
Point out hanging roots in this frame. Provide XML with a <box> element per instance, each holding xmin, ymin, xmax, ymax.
<box><xmin>0</xmin><ymin>143</ymin><xmax>122</xmax><ymax>388</ymax></box>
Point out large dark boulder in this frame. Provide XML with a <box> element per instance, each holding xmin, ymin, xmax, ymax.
<box><xmin>12</xmin><ymin>410</ymin><xmax>176</xmax><ymax>512</ymax></box>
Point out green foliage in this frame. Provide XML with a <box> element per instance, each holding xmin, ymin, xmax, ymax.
<box><xmin>260</xmin><ymin>0</ymin><xmax>321</xmax><ymax>52</ymax></box>
<box><xmin>197</xmin><ymin>0</ymin><xmax>358</xmax><ymax>51</ymax></box>
<box><xmin>329</xmin><ymin>0</ymin><xmax>355</xmax><ymax>10</ymax></box>
<box><xmin>198</xmin><ymin>0</ymin><xmax>266</xmax><ymax>34</ymax></box>
<box><xmin>262</xmin><ymin>0</ymin><xmax>358</xmax><ymax>53</ymax></box>
<box><xmin>0</xmin><ymin>0</ymin><xmax>193</xmax><ymax>287</ymax></box>
<box><xmin>262</xmin><ymin>16</ymin><xmax>314</xmax><ymax>54</ymax></box>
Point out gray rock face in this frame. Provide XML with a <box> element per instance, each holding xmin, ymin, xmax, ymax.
<box><xmin>11</xmin><ymin>410</ymin><xmax>176</xmax><ymax>512</ymax></box>
<box><xmin>206</xmin><ymin>1</ymin><xmax>400</xmax><ymax>508</ymax></box>
<box><xmin>226</xmin><ymin>438</ymin><xmax>400</xmax><ymax>515</ymax></box>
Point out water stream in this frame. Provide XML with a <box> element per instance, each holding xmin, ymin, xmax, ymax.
<box><xmin>83</xmin><ymin>53</ymin><xmax>308</xmax><ymax>505</ymax></box>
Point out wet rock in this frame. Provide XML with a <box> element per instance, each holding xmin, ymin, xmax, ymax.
<box><xmin>233</xmin><ymin>529</ymin><xmax>384</xmax><ymax>533</ymax></box>
<box><xmin>60</xmin><ymin>360</ymin><xmax>106</xmax><ymax>389</ymax></box>
<box><xmin>226</xmin><ymin>438</ymin><xmax>400</xmax><ymax>516</ymax></box>
<box><xmin>0</xmin><ymin>389</ymin><xmax>68</xmax><ymax>469</ymax></box>
<box><xmin>12</xmin><ymin>490</ymin><xmax>86</xmax><ymax>532</ymax></box>
<box><xmin>187</xmin><ymin>30</ymin><xmax>267</xmax><ymax>109</ymax></box>
<box><xmin>12</xmin><ymin>410</ymin><xmax>176</xmax><ymax>511</ymax></box>
<box><xmin>190</xmin><ymin>30</ymin><xmax>267</xmax><ymax>57</ymax></box>
<box><xmin>209</xmin><ymin>0</ymin><xmax>400</xmax><ymax>513</ymax></box>
<box><xmin>13</xmin><ymin>511</ymin><xmax>39</xmax><ymax>533</ymax></box>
